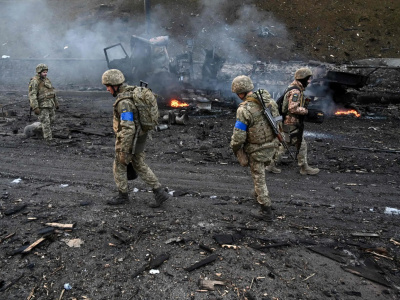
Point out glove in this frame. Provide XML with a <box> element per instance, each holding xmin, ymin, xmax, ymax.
<box><xmin>236</xmin><ymin>148</ymin><xmax>249</xmax><ymax>167</ymax></box>
<box><xmin>34</xmin><ymin>108</ymin><xmax>40</xmax><ymax>115</ymax></box>
<box><xmin>118</xmin><ymin>152</ymin><xmax>132</xmax><ymax>165</ymax></box>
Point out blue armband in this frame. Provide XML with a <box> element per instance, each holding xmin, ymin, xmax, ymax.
<box><xmin>121</xmin><ymin>112</ymin><xmax>134</xmax><ymax>121</ymax></box>
<box><xmin>234</xmin><ymin>120</ymin><xmax>247</xmax><ymax>131</ymax></box>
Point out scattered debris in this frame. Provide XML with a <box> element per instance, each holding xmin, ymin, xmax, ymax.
<box><xmin>37</xmin><ymin>227</ymin><xmax>55</xmax><ymax>236</ymax></box>
<box><xmin>198</xmin><ymin>279</ymin><xmax>226</xmax><ymax>291</ymax></box>
<box><xmin>0</xmin><ymin>232</ymin><xmax>15</xmax><ymax>244</ymax></box>
<box><xmin>384</xmin><ymin>207</ymin><xmax>400</xmax><ymax>215</ymax></box>
<box><xmin>45</xmin><ymin>222</ymin><xmax>76</xmax><ymax>229</ymax></box>
<box><xmin>184</xmin><ymin>254</ymin><xmax>219</xmax><ymax>272</ymax></box>
<box><xmin>64</xmin><ymin>238</ymin><xmax>84</xmax><ymax>248</ymax></box>
<box><xmin>132</xmin><ymin>253</ymin><xmax>170</xmax><ymax>278</ymax></box>
<box><xmin>221</xmin><ymin>244</ymin><xmax>238</xmax><ymax>250</ymax></box>
<box><xmin>351</xmin><ymin>232</ymin><xmax>379</xmax><ymax>237</ymax></box>
<box><xmin>4</xmin><ymin>204</ymin><xmax>27</xmax><ymax>216</ymax></box>
<box><xmin>390</xmin><ymin>238</ymin><xmax>400</xmax><ymax>246</ymax></box>
<box><xmin>249</xmin><ymin>242</ymin><xmax>291</xmax><ymax>252</ymax></box>
<box><xmin>199</xmin><ymin>244</ymin><xmax>213</xmax><ymax>253</ymax></box>
<box><xmin>213</xmin><ymin>233</ymin><xmax>242</xmax><ymax>246</ymax></box>
<box><xmin>342</xmin><ymin>257</ymin><xmax>391</xmax><ymax>287</ymax></box>
<box><xmin>308</xmin><ymin>246</ymin><xmax>347</xmax><ymax>264</ymax></box>
<box><xmin>111</xmin><ymin>230</ymin><xmax>130</xmax><ymax>244</ymax></box>
<box><xmin>22</xmin><ymin>237</ymin><xmax>47</xmax><ymax>253</ymax></box>
<box><xmin>302</xmin><ymin>273</ymin><xmax>316</xmax><ymax>281</ymax></box>
<box><xmin>165</xmin><ymin>237</ymin><xmax>184</xmax><ymax>244</ymax></box>
<box><xmin>24</xmin><ymin>122</ymin><xmax>42</xmax><ymax>138</ymax></box>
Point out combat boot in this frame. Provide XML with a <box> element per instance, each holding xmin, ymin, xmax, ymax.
<box><xmin>107</xmin><ymin>191</ymin><xmax>129</xmax><ymax>205</ymax></box>
<box><xmin>300</xmin><ymin>163</ymin><xmax>320</xmax><ymax>175</ymax></box>
<box><xmin>149</xmin><ymin>187</ymin><xmax>171</xmax><ymax>208</ymax></box>
<box><xmin>252</xmin><ymin>205</ymin><xmax>274</xmax><ymax>223</ymax></box>
<box><xmin>265</xmin><ymin>161</ymin><xmax>281</xmax><ymax>174</ymax></box>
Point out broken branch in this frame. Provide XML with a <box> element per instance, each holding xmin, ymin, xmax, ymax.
<box><xmin>390</xmin><ymin>238</ymin><xmax>400</xmax><ymax>246</ymax></box>
<box><xmin>0</xmin><ymin>232</ymin><xmax>15</xmax><ymax>244</ymax></box>
<box><xmin>22</xmin><ymin>237</ymin><xmax>46</xmax><ymax>253</ymax></box>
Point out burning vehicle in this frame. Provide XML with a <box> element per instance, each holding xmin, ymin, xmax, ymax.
<box><xmin>104</xmin><ymin>35</ymin><xmax>227</xmax><ymax>107</ymax></box>
<box><xmin>104</xmin><ymin>35</ymin><xmax>180</xmax><ymax>99</ymax></box>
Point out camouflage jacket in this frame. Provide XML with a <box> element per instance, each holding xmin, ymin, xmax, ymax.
<box><xmin>113</xmin><ymin>84</ymin><xmax>141</xmax><ymax>153</ymax></box>
<box><xmin>29</xmin><ymin>75</ymin><xmax>58</xmax><ymax>110</ymax></box>
<box><xmin>230</xmin><ymin>90</ymin><xmax>280</xmax><ymax>162</ymax></box>
<box><xmin>283</xmin><ymin>80</ymin><xmax>308</xmax><ymax>126</ymax></box>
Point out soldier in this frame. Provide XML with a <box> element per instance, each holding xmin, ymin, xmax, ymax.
<box><xmin>101</xmin><ymin>69</ymin><xmax>171</xmax><ymax>207</ymax></box>
<box><xmin>28</xmin><ymin>64</ymin><xmax>59</xmax><ymax>143</ymax></box>
<box><xmin>230</xmin><ymin>75</ymin><xmax>281</xmax><ymax>222</ymax></box>
<box><xmin>272</xmin><ymin>68</ymin><xmax>319</xmax><ymax>175</ymax></box>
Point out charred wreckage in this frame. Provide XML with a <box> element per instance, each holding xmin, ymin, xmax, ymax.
<box><xmin>103</xmin><ymin>31</ymin><xmax>377</xmax><ymax>127</ymax></box>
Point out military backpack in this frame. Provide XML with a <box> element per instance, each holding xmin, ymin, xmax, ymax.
<box><xmin>131</xmin><ymin>86</ymin><xmax>159</xmax><ymax>132</ymax></box>
<box><xmin>275</xmin><ymin>86</ymin><xmax>300</xmax><ymax>117</ymax></box>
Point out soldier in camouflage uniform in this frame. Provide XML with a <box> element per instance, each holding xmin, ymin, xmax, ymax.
<box><xmin>102</xmin><ymin>69</ymin><xmax>171</xmax><ymax>207</ymax></box>
<box><xmin>230</xmin><ymin>75</ymin><xmax>281</xmax><ymax>222</ymax></box>
<box><xmin>279</xmin><ymin>68</ymin><xmax>320</xmax><ymax>175</ymax></box>
<box><xmin>28</xmin><ymin>64</ymin><xmax>59</xmax><ymax>142</ymax></box>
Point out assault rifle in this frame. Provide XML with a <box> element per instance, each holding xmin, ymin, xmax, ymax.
<box><xmin>255</xmin><ymin>90</ymin><xmax>295</xmax><ymax>160</ymax></box>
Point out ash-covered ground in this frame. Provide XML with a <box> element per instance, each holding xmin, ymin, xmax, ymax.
<box><xmin>0</xmin><ymin>87</ymin><xmax>399</xmax><ymax>300</ymax></box>
<box><xmin>1</xmin><ymin>1</ymin><xmax>400</xmax><ymax>299</ymax></box>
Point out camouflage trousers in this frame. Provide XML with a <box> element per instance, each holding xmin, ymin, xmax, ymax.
<box><xmin>249</xmin><ymin>158</ymin><xmax>271</xmax><ymax>207</ymax></box>
<box><xmin>113</xmin><ymin>151</ymin><xmax>161</xmax><ymax>194</ymax></box>
<box><xmin>282</xmin><ymin>125</ymin><xmax>308</xmax><ymax>166</ymax></box>
<box><xmin>37</xmin><ymin>108</ymin><xmax>55</xmax><ymax>140</ymax></box>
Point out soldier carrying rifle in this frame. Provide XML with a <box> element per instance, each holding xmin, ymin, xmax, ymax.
<box><xmin>273</xmin><ymin>68</ymin><xmax>320</xmax><ymax>175</ymax></box>
<box><xmin>230</xmin><ymin>75</ymin><xmax>282</xmax><ymax>223</ymax></box>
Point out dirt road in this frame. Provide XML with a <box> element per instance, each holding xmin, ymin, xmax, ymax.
<box><xmin>1</xmin><ymin>91</ymin><xmax>399</xmax><ymax>299</ymax></box>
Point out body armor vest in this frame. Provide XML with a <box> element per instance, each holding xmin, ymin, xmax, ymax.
<box><xmin>243</xmin><ymin>97</ymin><xmax>274</xmax><ymax>145</ymax></box>
<box><xmin>36</xmin><ymin>77</ymin><xmax>55</xmax><ymax>101</ymax></box>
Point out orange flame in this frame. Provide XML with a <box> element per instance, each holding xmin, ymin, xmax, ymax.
<box><xmin>170</xmin><ymin>99</ymin><xmax>189</xmax><ymax>108</ymax></box>
<box><xmin>334</xmin><ymin>109</ymin><xmax>361</xmax><ymax>118</ymax></box>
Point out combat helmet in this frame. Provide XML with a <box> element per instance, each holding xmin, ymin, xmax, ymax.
<box><xmin>295</xmin><ymin>68</ymin><xmax>312</xmax><ymax>80</ymax></box>
<box><xmin>102</xmin><ymin>69</ymin><xmax>125</xmax><ymax>86</ymax></box>
<box><xmin>231</xmin><ymin>75</ymin><xmax>254</xmax><ymax>94</ymax></box>
<box><xmin>36</xmin><ymin>63</ymin><xmax>48</xmax><ymax>74</ymax></box>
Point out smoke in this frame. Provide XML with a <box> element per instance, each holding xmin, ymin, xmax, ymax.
<box><xmin>0</xmin><ymin>0</ymin><xmax>294</xmax><ymax>90</ymax></box>
<box><xmin>0</xmin><ymin>0</ymin><xmax>138</xmax><ymax>88</ymax></box>
<box><xmin>0</xmin><ymin>0</ymin><xmax>134</xmax><ymax>59</ymax></box>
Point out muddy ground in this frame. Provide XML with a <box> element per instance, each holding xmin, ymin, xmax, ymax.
<box><xmin>0</xmin><ymin>89</ymin><xmax>399</xmax><ymax>300</ymax></box>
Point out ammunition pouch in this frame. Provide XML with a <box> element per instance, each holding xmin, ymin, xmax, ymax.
<box><xmin>283</xmin><ymin>124</ymin><xmax>301</xmax><ymax>145</ymax></box>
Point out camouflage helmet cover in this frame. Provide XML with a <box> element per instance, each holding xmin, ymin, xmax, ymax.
<box><xmin>36</xmin><ymin>63</ymin><xmax>48</xmax><ymax>73</ymax></box>
<box><xmin>231</xmin><ymin>75</ymin><xmax>254</xmax><ymax>94</ymax></box>
<box><xmin>295</xmin><ymin>68</ymin><xmax>312</xmax><ymax>80</ymax></box>
<box><xmin>102</xmin><ymin>69</ymin><xmax>125</xmax><ymax>85</ymax></box>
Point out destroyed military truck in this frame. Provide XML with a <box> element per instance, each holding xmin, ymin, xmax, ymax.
<box><xmin>104</xmin><ymin>35</ymin><xmax>179</xmax><ymax>98</ymax></box>
<box><xmin>104</xmin><ymin>35</ymin><xmax>226</xmax><ymax>100</ymax></box>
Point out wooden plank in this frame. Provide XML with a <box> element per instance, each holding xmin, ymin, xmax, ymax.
<box><xmin>45</xmin><ymin>223</ymin><xmax>76</xmax><ymax>229</ymax></box>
